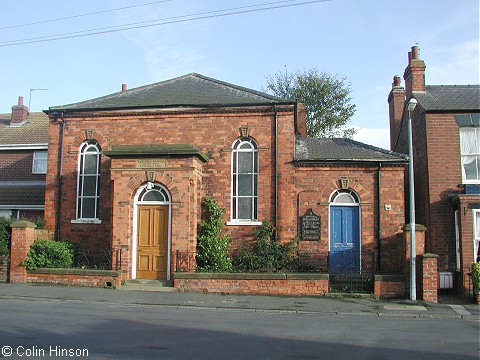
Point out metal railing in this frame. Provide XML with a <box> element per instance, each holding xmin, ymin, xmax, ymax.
<box><xmin>174</xmin><ymin>250</ymin><xmax>404</xmax><ymax>275</ymax></box>
<box><xmin>74</xmin><ymin>248</ymin><xmax>122</xmax><ymax>270</ymax></box>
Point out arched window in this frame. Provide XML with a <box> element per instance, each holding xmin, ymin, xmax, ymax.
<box><xmin>330</xmin><ymin>189</ymin><xmax>359</xmax><ymax>205</ymax></box>
<box><xmin>231</xmin><ymin>137</ymin><xmax>258</xmax><ymax>221</ymax></box>
<box><xmin>76</xmin><ymin>141</ymin><xmax>101</xmax><ymax>220</ymax></box>
<box><xmin>137</xmin><ymin>184</ymin><xmax>170</xmax><ymax>203</ymax></box>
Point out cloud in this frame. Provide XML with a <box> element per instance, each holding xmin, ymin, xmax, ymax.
<box><xmin>110</xmin><ymin>1</ymin><xmax>209</xmax><ymax>80</ymax></box>
<box><xmin>426</xmin><ymin>40</ymin><xmax>480</xmax><ymax>85</ymax></box>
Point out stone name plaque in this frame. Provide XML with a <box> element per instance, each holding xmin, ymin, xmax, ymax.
<box><xmin>300</xmin><ymin>209</ymin><xmax>320</xmax><ymax>241</ymax></box>
<box><xmin>136</xmin><ymin>159</ymin><xmax>167</xmax><ymax>169</ymax></box>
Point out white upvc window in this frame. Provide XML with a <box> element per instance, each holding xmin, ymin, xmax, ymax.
<box><xmin>75</xmin><ymin>141</ymin><xmax>101</xmax><ymax>221</ymax></box>
<box><xmin>230</xmin><ymin>137</ymin><xmax>258</xmax><ymax>223</ymax></box>
<box><xmin>460</xmin><ymin>127</ymin><xmax>480</xmax><ymax>183</ymax></box>
<box><xmin>473</xmin><ymin>210</ymin><xmax>480</xmax><ymax>263</ymax></box>
<box><xmin>32</xmin><ymin>151</ymin><xmax>47</xmax><ymax>174</ymax></box>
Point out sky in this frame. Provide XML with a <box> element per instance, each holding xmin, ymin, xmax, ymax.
<box><xmin>1</xmin><ymin>0</ymin><xmax>478</xmax><ymax>149</ymax></box>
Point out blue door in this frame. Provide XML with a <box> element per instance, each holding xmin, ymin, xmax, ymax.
<box><xmin>329</xmin><ymin>206</ymin><xmax>360</xmax><ymax>274</ymax></box>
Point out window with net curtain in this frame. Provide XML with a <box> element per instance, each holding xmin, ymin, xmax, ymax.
<box><xmin>77</xmin><ymin>141</ymin><xmax>101</xmax><ymax>219</ymax></box>
<box><xmin>460</xmin><ymin>127</ymin><xmax>480</xmax><ymax>182</ymax></box>
<box><xmin>231</xmin><ymin>138</ymin><xmax>258</xmax><ymax>221</ymax></box>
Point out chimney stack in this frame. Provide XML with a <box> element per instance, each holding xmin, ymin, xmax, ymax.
<box><xmin>388</xmin><ymin>76</ymin><xmax>406</xmax><ymax>151</ymax></box>
<box><xmin>122</xmin><ymin>84</ymin><xmax>127</xmax><ymax>92</ymax></box>
<box><xmin>10</xmin><ymin>96</ymin><xmax>29</xmax><ymax>127</ymax></box>
<box><xmin>404</xmin><ymin>45</ymin><xmax>426</xmax><ymax>97</ymax></box>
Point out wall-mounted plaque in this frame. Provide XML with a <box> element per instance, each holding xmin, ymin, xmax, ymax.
<box><xmin>300</xmin><ymin>209</ymin><xmax>320</xmax><ymax>241</ymax></box>
<box><xmin>136</xmin><ymin>159</ymin><xmax>167</xmax><ymax>169</ymax></box>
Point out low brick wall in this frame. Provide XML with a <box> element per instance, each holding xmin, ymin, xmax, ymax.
<box><xmin>27</xmin><ymin>268</ymin><xmax>122</xmax><ymax>288</ymax></box>
<box><xmin>173</xmin><ymin>273</ymin><xmax>329</xmax><ymax>296</ymax></box>
<box><xmin>374</xmin><ymin>275</ymin><xmax>406</xmax><ymax>299</ymax></box>
<box><xmin>0</xmin><ymin>255</ymin><xmax>8</xmax><ymax>283</ymax></box>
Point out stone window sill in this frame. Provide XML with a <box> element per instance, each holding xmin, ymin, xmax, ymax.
<box><xmin>71</xmin><ymin>219</ymin><xmax>102</xmax><ymax>224</ymax></box>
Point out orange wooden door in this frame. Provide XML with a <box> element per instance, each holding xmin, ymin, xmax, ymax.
<box><xmin>137</xmin><ymin>205</ymin><xmax>168</xmax><ymax>280</ymax></box>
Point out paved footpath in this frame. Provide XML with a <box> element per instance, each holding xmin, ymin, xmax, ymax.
<box><xmin>0</xmin><ymin>283</ymin><xmax>478</xmax><ymax>320</ymax></box>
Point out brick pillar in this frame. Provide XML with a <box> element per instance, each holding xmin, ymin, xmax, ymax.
<box><xmin>419</xmin><ymin>253</ymin><xmax>439</xmax><ymax>303</ymax></box>
<box><xmin>9</xmin><ymin>221</ymin><xmax>37</xmax><ymax>283</ymax></box>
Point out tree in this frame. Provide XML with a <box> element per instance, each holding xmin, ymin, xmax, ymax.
<box><xmin>265</xmin><ymin>68</ymin><xmax>356</xmax><ymax>138</ymax></box>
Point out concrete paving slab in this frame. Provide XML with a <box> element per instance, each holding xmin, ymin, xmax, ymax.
<box><xmin>383</xmin><ymin>304</ymin><xmax>428</xmax><ymax>311</ymax></box>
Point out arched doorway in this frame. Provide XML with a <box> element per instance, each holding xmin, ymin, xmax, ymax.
<box><xmin>329</xmin><ymin>189</ymin><xmax>361</xmax><ymax>274</ymax></box>
<box><xmin>132</xmin><ymin>183</ymin><xmax>171</xmax><ymax>280</ymax></box>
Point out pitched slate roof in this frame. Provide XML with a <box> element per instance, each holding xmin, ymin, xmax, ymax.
<box><xmin>0</xmin><ymin>112</ymin><xmax>49</xmax><ymax>146</ymax></box>
<box><xmin>413</xmin><ymin>85</ymin><xmax>480</xmax><ymax>112</ymax></box>
<box><xmin>295</xmin><ymin>137</ymin><xmax>408</xmax><ymax>163</ymax></box>
<box><xmin>48</xmin><ymin>73</ymin><xmax>291</xmax><ymax>112</ymax></box>
<box><xmin>0</xmin><ymin>185</ymin><xmax>45</xmax><ymax>207</ymax></box>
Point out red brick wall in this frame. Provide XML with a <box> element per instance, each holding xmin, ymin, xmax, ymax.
<box><xmin>392</xmin><ymin>104</ymin><xmax>468</xmax><ymax>271</ymax></box>
<box><xmin>423</xmin><ymin>113</ymin><xmax>463</xmax><ymax>270</ymax></box>
<box><xmin>26</xmin><ymin>271</ymin><xmax>121</xmax><ymax>287</ymax></box>
<box><xmin>0</xmin><ymin>256</ymin><xmax>8</xmax><ymax>282</ymax></box>
<box><xmin>174</xmin><ymin>274</ymin><xmax>329</xmax><ymax>296</ymax></box>
<box><xmin>374</xmin><ymin>275</ymin><xmax>406</xmax><ymax>299</ymax></box>
<box><xmin>0</xmin><ymin>151</ymin><xmax>46</xmax><ymax>182</ymax></box>
<box><xmin>8</xmin><ymin>222</ymin><xmax>51</xmax><ymax>282</ymax></box>
<box><xmin>419</xmin><ymin>254</ymin><xmax>439</xmax><ymax>303</ymax></box>
<box><xmin>294</xmin><ymin>165</ymin><xmax>406</xmax><ymax>271</ymax></box>
<box><xmin>44</xmin><ymin>106</ymin><xmax>298</xmax><ymax>278</ymax></box>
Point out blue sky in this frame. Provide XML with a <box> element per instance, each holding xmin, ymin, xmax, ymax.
<box><xmin>1</xmin><ymin>0</ymin><xmax>478</xmax><ymax>149</ymax></box>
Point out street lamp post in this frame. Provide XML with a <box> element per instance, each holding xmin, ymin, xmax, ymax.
<box><xmin>407</xmin><ymin>98</ymin><xmax>418</xmax><ymax>301</ymax></box>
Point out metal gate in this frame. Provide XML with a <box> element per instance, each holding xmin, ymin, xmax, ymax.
<box><xmin>328</xmin><ymin>251</ymin><xmax>374</xmax><ymax>293</ymax></box>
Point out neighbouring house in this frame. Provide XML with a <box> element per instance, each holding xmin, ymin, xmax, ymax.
<box><xmin>388</xmin><ymin>45</ymin><xmax>480</xmax><ymax>295</ymax></box>
<box><xmin>0</xmin><ymin>97</ymin><xmax>49</xmax><ymax>220</ymax></box>
<box><xmin>42</xmin><ymin>73</ymin><xmax>407</xmax><ymax>287</ymax></box>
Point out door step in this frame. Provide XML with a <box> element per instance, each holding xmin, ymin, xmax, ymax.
<box><xmin>118</xmin><ymin>279</ymin><xmax>177</xmax><ymax>292</ymax></box>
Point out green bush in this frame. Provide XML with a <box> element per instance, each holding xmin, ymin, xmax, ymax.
<box><xmin>472</xmin><ymin>263</ymin><xmax>480</xmax><ymax>290</ymax></box>
<box><xmin>0</xmin><ymin>218</ymin><xmax>12</xmax><ymax>258</ymax></box>
<box><xmin>22</xmin><ymin>239</ymin><xmax>75</xmax><ymax>270</ymax></box>
<box><xmin>196</xmin><ymin>197</ymin><xmax>233</xmax><ymax>272</ymax></box>
<box><xmin>232</xmin><ymin>221</ymin><xmax>296</xmax><ymax>272</ymax></box>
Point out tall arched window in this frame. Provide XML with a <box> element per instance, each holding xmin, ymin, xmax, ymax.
<box><xmin>76</xmin><ymin>141</ymin><xmax>101</xmax><ymax>220</ymax></box>
<box><xmin>231</xmin><ymin>137</ymin><xmax>258</xmax><ymax>221</ymax></box>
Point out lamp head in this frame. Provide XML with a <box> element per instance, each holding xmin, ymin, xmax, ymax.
<box><xmin>407</xmin><ymin>98</ymin><xmax>418</xmax><ymax>112</ymax></box>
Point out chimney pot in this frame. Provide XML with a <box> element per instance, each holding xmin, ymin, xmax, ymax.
<box><xmin>393</xmin><ymin>75</ymin><xmax>401</xmax><ymax>88</ymax></box>
<box><xmin>18</xmin><ymin>96</ymin><xmax>24</xmax><ymax>106</ymax></box>
<box><xmin>122</xmin><ymin>84</ymin><xmax>127</xmax><ymax>92</ymax></box>
<box><xmin>411</xmin><ymin>45</ymin><xmax>419</xmax><ymax>60</ymax></box>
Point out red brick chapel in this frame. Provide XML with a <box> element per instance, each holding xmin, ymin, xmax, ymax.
<box><xmin>43</xmin><ymin>73</ymin><xmax>407</xmax><ymax>281</ymax></box>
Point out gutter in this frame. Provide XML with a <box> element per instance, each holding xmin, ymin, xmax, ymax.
<box><xmin>0</xmin><ymin>144</ymin><xmax>48</xmax><ymax>150</ymax></box>
<box><xmin>273</xmin><ymin>104</ymin><xmax>279</xmax><ymax>241</ymax></box>
<box><xmin>293</xmin><ymin>159</ymin><xmax>409</xmax><ymax>166</ymax></box>
<box><xmin>45</xmin><ymin>101</ymin><xmax>298</xmax><ymax>115</ymax></box>
<box><xmin>377</xmin><ymin>164</ymin><xmax>382</xmax><ymax>273</ymax></box>
<box><xmin>53</xmin><ymin>112</ymin><xmax>65</xmax><ymax>241</ymax></box>
<box><xmin>0</xmin><ymin>205</ymin><xmax>44</xmax><ymax>210</ymax></box>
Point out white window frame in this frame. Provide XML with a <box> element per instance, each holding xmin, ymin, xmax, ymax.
<box><xmin>454</xmin><ymin>210</ymin><xmax>460</xmax><ymax>271</ymax></box>
<box><xmin>72</xmin><ymin>141</ymin><xmax>101</xmax><ymax>223</ymax></box>
<box><xmin>228</xmin><ymin>137</ymin><xmax>260</xmax><ymax>225</ymax></box>
<box><xmin>32</xmin><ymin>151</ymin><xmax>47</xmax><ymax>174</ymax></box>
<box><xmin>460</xmin><ymin>127</ymin><xmax>480</xmax><ymax>184</ymax></box>
<box><xmin>132</xmin><ymin>183</ymin><xmax>172</xmax><ymax>280</ymax></box>
<box><xmin>473</xmin><ymin>210</ymin><xmax>480</xmax><ymax>263</ymax></box>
